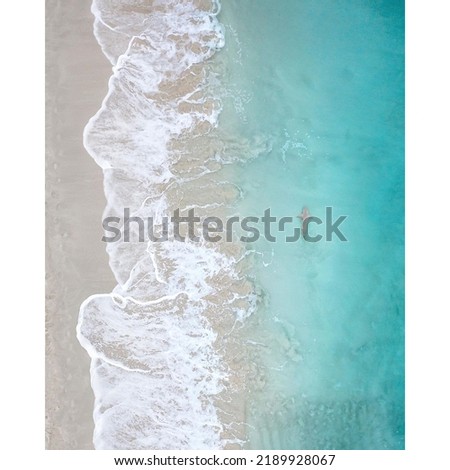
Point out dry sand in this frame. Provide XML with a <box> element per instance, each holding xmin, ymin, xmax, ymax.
<box><xmin>45</xmin><ymin>0</ymin><xmax>115</xmax><ymax>449</ymax></box>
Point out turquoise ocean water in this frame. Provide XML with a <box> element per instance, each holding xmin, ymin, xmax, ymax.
<box><xmin>219</xmin><ymin>0</ymin><xmax>404</xmax><ymax>449</ymax></box>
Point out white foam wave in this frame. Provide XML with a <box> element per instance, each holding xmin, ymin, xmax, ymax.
<box><xmin>76</xmin><ymin>0</ymin><xmax>254</xmax><ymax>450</ymax></box>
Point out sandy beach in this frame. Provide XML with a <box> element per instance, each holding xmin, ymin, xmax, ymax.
<box><xmin>46</xmin><ymin>0</ymin><xmax>251</xmax><ymax>449</ymax></box>
<box><xmin>45</xmin><ymin>0</ymin><xmax>404</xmax><ymax>452</ymax></box>
<box><xmin>45</xmin><ymin>0</ymin><xmax>115</xmax><ymax>449</ymax></box>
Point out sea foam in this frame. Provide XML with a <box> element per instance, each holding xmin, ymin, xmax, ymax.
<box><xmin>78</xmin><ymin>0</ymin><xmax>252</xmax><ymax>450</ymax></box>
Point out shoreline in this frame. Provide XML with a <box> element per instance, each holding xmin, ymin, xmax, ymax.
<box><xmin>47</xmin><ymin>0</ymin><xmax>254</xmax><ymax>449</ymax></box>
<box><xmin>76</xmin><ymin>0</ymin><xmax>253</xmax><ymax>449</ymax></box>
<box><xmin>45</xmin><ymin>0</ymin><xmax>115</xmax><ymax>449</ymax></box>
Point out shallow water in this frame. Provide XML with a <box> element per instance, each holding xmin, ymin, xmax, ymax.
<box><xmin>219</xmin><ymin>0</ymin><xmax>405</xmax><ymax>449</ymax></box>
